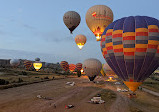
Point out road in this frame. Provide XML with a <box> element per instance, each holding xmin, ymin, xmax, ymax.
<box><xmin>142</xmin><ymin>88</ymin><xmax>159</xmax><ymax>97</ymax></box>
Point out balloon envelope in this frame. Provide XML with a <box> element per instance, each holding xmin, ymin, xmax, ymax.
<box><xmin>69</xmin><ymin>64</ymin><xmax>76</xmax><ymax>72</ymax></box>
<box><xmin>86</xmin><ymin>5</ymin><xmax>113</xmax><ymax>41</ymax></box>
<box><xmin>60</xmin><ymin>61</ymin><xmax>69</xmax><ymax>71</ymax></box>
<box><xmin>103</xmin><ymin>63</ymin><xmax>116</xmax><ymax>77</ymax></box>
<box><xmin>23</xmin><ymin>60</ymin><xmax>32</xmax><ymax>70</ymax></box>
<box><xmin>10</xmin><ymin>59</ymin><xmax>20</xmax><ymax>67</ymax></box>
<box><xmin>76</xmin><ymin>63</ymin><xmax>82</xmax><ymax>71</ymax></box>
<box><xmin>83</xmin><ymin>58</ymin><xmax>102</xmax><ymax>81</ymax></box>
<box><xmin>33</xmin><ymin>61</ymin><xmax>42</xmax><ymax>71</ymax></box>
<box><xmin>100</xmin><ymin>64</ymin><xmax>105</xmax><ymax>76</ymax></box>
<box><xmin>35</xmin><ymin>58</ymin><xmax>40</xmax><ymax>61</ymax></box>
<box><xmin>101</xmin><ymin>16</ymin><xmax>159</xmax><ymax>92</ymax></box>
<box><xmin>63</xmin><ymin>11</ymin><xmax>81</xmax><ymax>34</ymax></box>
<box><xmin>75</xmin><ymin>34</ymin><xmax>87</xmax><ymax>50</ymax></box>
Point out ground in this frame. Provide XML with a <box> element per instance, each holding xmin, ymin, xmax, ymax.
<box><xmin>0</xmin><ymin>77</ymin><xmax>159</xmax><ymax>112</ymax></box>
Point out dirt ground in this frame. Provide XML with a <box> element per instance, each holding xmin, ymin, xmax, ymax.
<box><xmin>0</xmin><ymin>77</ymin><xmax>159</xmax><ymax>112</ymax></box>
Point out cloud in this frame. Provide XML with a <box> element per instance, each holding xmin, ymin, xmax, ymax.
<box><xmin>22</xmin><ymin>24</ymin><xmax>36</xmax><ymax>30</ymax></box>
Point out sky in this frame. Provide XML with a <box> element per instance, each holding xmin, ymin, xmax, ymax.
<box><xmin>0</xmin><ymin>0</ymin><xmax>158</xmax><ymax>64</ymax></box>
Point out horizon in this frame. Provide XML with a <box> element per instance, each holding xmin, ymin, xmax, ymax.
<box><xmin>0</xmin><ymin>0</ymin><xmax>158</xmax><ymax>64</ymax></box>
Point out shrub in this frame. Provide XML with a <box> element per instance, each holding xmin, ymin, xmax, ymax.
<box><xmin>22</xmin><ymin>71</ymin><xmax>27</xmax><ymax>75</ymax></box>
<box><xmin>0</xmin><ymin>79</ymin><xmax>9</xmax><ymax>85</ymax></box>
<box><xmin>44</xmin><ymin>76</ymin><xmax>49</xmax><ymax>79</ymax></box>
<box><xmin>18</xmin><ymin>78</ymin><xmax>23</xmax><ymax>83</ymax></box>
<box><xmin>35</xmin><ymin>77</ymin><xmax>39</xmax><ymax>78</ymax></box>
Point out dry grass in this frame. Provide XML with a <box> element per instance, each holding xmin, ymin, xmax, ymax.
<box><xmin>129</xmin><ymin>90</ymin><xmax>159</xmax><ymax>112</ymax></box>
<box><xmin>142</xmin><ymin>78</ymin><xmax>159</xmax><ymax>92</ymax></box>
<box><xmin>0</xmin><ymin>68</ymin><xmax>66</xmax><ymax>89</ymax></box>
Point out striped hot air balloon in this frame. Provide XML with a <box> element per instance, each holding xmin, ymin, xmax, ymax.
<box><xmin>60</xmin><ymin>61</ymin><xmax>69</xmax><ymax>71</ymax></box>
<box><xmin>76</xmin><ymin>63</ymin><xmax>82</xmax><ymax>71</ymax></box>
<box><xmin>69</xmin><ymin>64</ymin><xmax>76</xmax><ymax>72</ymax></box>
<box><xmin>86</xmin><ymin>5</ymin><xmax>113</xmax><ymax>41</ymax></box>
<box><xmin>101</xmin><ymin>16</ymin><xmax>159</xmax><ymax>92</ymax></box>
<box><xmin>23</xmin><ymin>60</ymin><xmax>32</xmax><ymax>70</ymax></box>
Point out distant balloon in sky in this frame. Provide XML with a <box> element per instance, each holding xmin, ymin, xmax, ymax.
<box><xmin>83</xmin><ymin>58</ymin><xmax>102</xmax><ymax>81</ymax></box>
<box><xmin>23</xmin><ymin>60</ymin><xmax>32</xmax><ymax>70</ymax></box>
<box><xmin>63</xmin><ymin>11</ymin><xmax>81</xmax><ymax>34</ymax></box>
<box><xmin>60</xmin><ymin>61</ymin><xmax>69</xmax><ymax>71</ymax></box>
<box><xmin>86</xmin><ymin>5</ymin><xmax>113</xmax><ymax>41</ymax></box>
<box><xmin>75</xmin><ymin>34</ymin><xmax>87</xmax><ymax>50</ymax></box>
<box><xmin>101</xmin><ymin>16</ymin><xmax>159</xmax><ymax>92</ymax></box>
<box><xmin>10</xmin><ymin>59</ymin><xmax>20</xmax><ymax>67</ymax></box>
<box><xmin>33</xmin><ymin>58</ymin><xmax>42</xmax><ymax>71</ymax></box>
<box><xmin>69</xmin><ymin>64</ymin><xmax>76</xmax><ymax>72</ymax></box>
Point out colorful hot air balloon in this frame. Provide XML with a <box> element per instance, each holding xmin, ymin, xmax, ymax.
<box><xmin>83</xmin><ymin>58</ymin><xmax>102</xmax><ymax>81</ymax></box>
<box><xmin>76</xmin><ymin>63</ymin><xmax>82</xmax><ymax>77</ymax></box>
<box><xmin>10</xmin><ymin>59</ymin><xmax>20</xmax><ymax>67</ymax></box>
<box><xmin>101</xmin><ymin>16</ymin><xmax>159</xmax><ymax>92</ymax></box>
<box><xmin>69</xmin><ymin>64</ymin><xmax>76</xmax><ymax>72</ymax></box>
<box><xmin>86</xmin><ymin>5</ymin><xmax>113</xmax><ymax>41</ymax></box>
<box><xmin>60</xmin><ymin>61</ymin><xmax>69</xmax><ymax>71</ymax></box>
<box><xmin>100</xmin><ymin>64</ymin><xmax>105</xmax><ymax>76</ymax></box>
<box><xmin>33</xmin><ymin>58</ymin><xmax>42</xmax><ymax>71</ymax></box>
<box><xmin>76</xmin><ymin>63</ymin><xmax>82</xmax><ymax>71</ymax></box>
<box><xmin>23</xmin><ymin>60</ymin><xmax>32</xmax><ymax>70</ymax></box>
<box><xmin>75</xmin><ymin>34</ymin><xmax>87</xmax><ymax>50</ymax></box>
<box><xmin>63</xmin><ymin>11</ymin><xmax>81</xmax><ymax>34</ymax></box>
<box><xmin>33</xmin><ymin>62</ymin><xmax>42</xmax><ymax>71</ymax></box>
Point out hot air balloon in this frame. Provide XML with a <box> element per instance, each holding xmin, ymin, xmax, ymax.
<box><xmin>103</xmin><ymin>63</ymin><xmax>117</xmax><ymax>81</ymax></box>
<box><xmin>101</xmin><ymin>16</ymin><xmax>159</xmax><ymax>92</ymax></box>
<box><xmin>10</xmin><ymin>59</ymin><xmax>20</xmax><ymax>67</ymax></box>
<box><xmin>75</xmin><ymin>34</ymin><xmax>87</xmax><ymax>50</ymax></box>
<box><xmin>76</xmin><ymin>63</ymin><xmax>82</xmax><ymax>71</ymax></box>
<box><xmin>63</xmin><ymin>11</ymin><xmax>81</xmax><ymax>34</ymax></box>
<box><xmin>60</xmin><ymin>61</ymin><xmax>69</xmax><ymax>71</ymax></box>
<box><xmin>83</xmin><ymin>58</ymin><xmax>102</xmax><ymax>81</ymax></box>
<box><xmin>23</xmin><ymin>60</ymin><xmax>32</xmax><ymax>70</ymax></box>
<box><xmin>103</xmin><ymin>63</ymin><xmax>116</xmax><ymax>77</ymax></box>
<box><xmin>76</xmin><ymin>63</ymin><xmax>82</xmax><ymax>77</ymax></box>
<box><xmin>33</xmin><ymin>58</ymin><xmax>42</xmax><ymax>71</ymax></box>
<box><xmin>86</xmin><ymin>5</ymin><xmax>113</xmax><ymax>41</ymax></box>
<box><xmin>69</xmin><ymin>64</ymin><xmax>76</xmax><ymax>72</ymax></box>
<box><xmin>100</xmin><ymin>64</ymin><xmax>105</xmax><ymax>76</ymax></box>
<box><xmin>35</xmin><ymin>58</ymin><xmax>40</xmax><ymax>61</ymax></box>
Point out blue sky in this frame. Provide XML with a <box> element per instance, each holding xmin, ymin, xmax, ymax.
<box><xmin>0</xmin><ymin>0</ymin><xmax>158</xmax><ymax>63</ymax></box>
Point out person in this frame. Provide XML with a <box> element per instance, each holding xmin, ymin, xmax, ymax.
<box><xmin>54</xmin><ymin>104</ymin><xmax>56</xmax><ymax>108</ymax></box>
